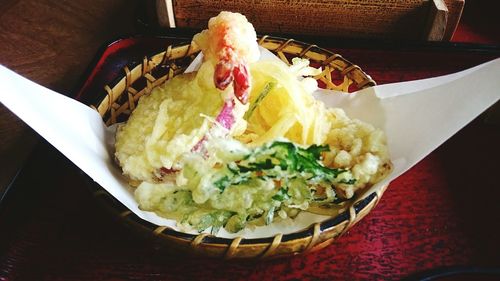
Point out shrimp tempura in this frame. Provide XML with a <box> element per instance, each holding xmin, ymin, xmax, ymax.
<box><xmin>194</xmin><ymin>11</ymin><xmax>260</xmax><ymax>104</ymax></box>
<box><xmin>115</xmin><ymin>12</ymin><xmax>260</xmax><ymax>183</ymax></box>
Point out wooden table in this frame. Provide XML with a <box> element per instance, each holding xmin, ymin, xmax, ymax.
<box><xmin>0</xmin><ymin>1</ymin><xmax>499</xmax><ymax>280</ymax></box>
<box><xmin>0</xmin><ymin>0</ymin><xmax>136</xmax><ymax>196</ymax></box>
<box><xmin>1</xmin><ymin>36</ymin><xmax>499</xmax><ymax>280</ymax></box>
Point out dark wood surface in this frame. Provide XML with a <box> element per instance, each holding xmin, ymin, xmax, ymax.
<box><xmin>0</xmin><ymin>37</ymin><xmax>499</xmax><ymax>280</ymax></box>
<box><xmin>0</xmin><ymin>0</ymin><xmax>137</xmax><ymax>196</ymax></box>
<box><xmin>0</xmin><ymin>1</ymin><xmax>500</xmax><ymax>280</ymax></box>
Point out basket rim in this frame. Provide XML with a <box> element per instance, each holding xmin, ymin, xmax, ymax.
<box><xmin>85</xmin><ymin>35</ymin><xmax>386</xmax><ymax>257</ymax></box>
<box><xmin>88</xmin><ymin>176</ymin><xmax>381</xmax><ymax>245</ymax></box>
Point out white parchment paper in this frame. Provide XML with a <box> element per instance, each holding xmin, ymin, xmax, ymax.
<box><xmin>1</xmin><ymin>54</ymin><xmax>499</xmax><ymax>238</ymax></box>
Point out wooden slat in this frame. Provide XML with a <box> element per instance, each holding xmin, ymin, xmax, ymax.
<box><xmin>443</xmin><ymin>0</ymin><xmax>465</xmax><ymax>40</ymax></box>
<box><xmin>426</xmin><ymin>0</ymin><xmax>449</xmax><ymax>41</ymax></box>
<box><xmin>162</xmin><ymin>0</ymin><xmax>440</xmax><ymax>40</ymax></box>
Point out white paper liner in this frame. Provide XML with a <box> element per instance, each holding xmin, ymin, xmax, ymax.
<box><xmin>1</xmin><ymin>51</ymin><xmax>499</xmax><ymax>239</ymax></box>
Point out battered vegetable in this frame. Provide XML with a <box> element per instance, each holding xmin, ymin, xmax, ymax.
<box><xmin>135</xmin><ymin>139</ymin><xmax>356</xmax><ymax>233</ymax></box>
<box><xmin>115</xmin><ymin>11</ymin><xmax>391</xmax><ymax>234</ymax></box>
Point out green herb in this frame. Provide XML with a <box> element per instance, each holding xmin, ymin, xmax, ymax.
<box><xmin>267</xmin><ymin>141</ymin><xmax>346</xmax><ymax>181</ymax></box>
<box><xmin>185</xmin><ymin>210</ymin><xmax>234</xmax><ymax>233</ymax></box>
<box><xmin>210</xmin><ymin>211</ymin><xmax>234</xmax><ymax>235</ymax></box>
<box><xmin>214</xmin><ymin>175</ymin><xmax>230</xmax><ymax>192</ymax></box>
<box><xmin>244</xmin><ymin>81</ymin><xmax>276</xmax><ymax>120</ymax></box>
<box><xmin>339</xmin><ymin>178</ymin><xmax>356</xmax><ymax>185</ymax></box>
<box><xmin>207</xmin><ymin>141</ymin><xmax>355</xmax><ymax>232</ymax></box>
<box><xmin>272</xmin><ymin>187</ymin><xmax>291</xmax><ymax>201</ymax></box>
<box><xmin>214</xmin><ymin>141</ymin><xmax>351</xmax><ymax>193</ymax></box>
<box><xmin>238</xmin><ymin>158</ymin><xmax>275</xmax><ymax>172</ymax></box>
<box><xmin>305</xmin><ymin>144</ymin><xmax>330</xmax><ymax>159</ymax></box>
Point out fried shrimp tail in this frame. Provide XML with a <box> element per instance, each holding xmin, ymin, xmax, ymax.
<box><xmin>194</xmin><ymin>11</ymin><xmax>260</xmax><ymax>104</ymax></box>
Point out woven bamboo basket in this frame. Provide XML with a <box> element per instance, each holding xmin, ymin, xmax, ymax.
<box><xmin>90</xmin><ymin>36</ymin><xmax>387</xmax><ymax>259</ymax></box>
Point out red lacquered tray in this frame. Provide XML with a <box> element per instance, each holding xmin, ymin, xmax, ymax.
<box><xmin>0</xmin><ymin>36</ymin><xmax>499</xmax><ymax>281</ymax></box>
